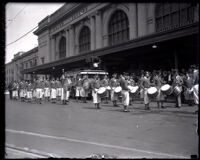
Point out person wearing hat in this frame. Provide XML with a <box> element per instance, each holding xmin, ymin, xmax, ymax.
<box><xmin>118</xmin><ymin>72</ymin><xmax>131</xmax><ymax>112</ymax></box>
<box><xmin>91</xmin><ymin>74</ymin><xmax>101</xmax><ymax>109</ymax></box>
<box><xmin>82</xmin><ymin>74</ymin><xmax>90</xmax><ymax>103</ymax></box>
<box><xmin>153</xmin><ymin>70</ymin><xmax>166</xmax><ymax>108</ymax></box>
<box><xmin>172</xmin><ymin>69</ymin><xmax>183</xmax><ymax>108</ymax></box>
<box><xmin>109</xmin><ymin>73</ymin><xmax>119</xmax><ymax>107</ymax></box>
<box><xmin>75</xmin><ymin>74</ymin><xmax>83</xmax><ymax>102</ymax></box>
<box><xmin>44</xmin><ymin>78</ymin><xmax>50</xmax><ymax>102</ymax></box>
<box><xmin>50</xmin><ymin>77</ymin><xmax>57</xmax><ymax>103</ymax></box>
<box><xmin>26</xmin><ymin>80</ymin><xmax>33</xmax><ymax>103</ymax></box>
<box><xmin>62</xmin><ymin>73</ymin><xmax>72</xmax><ymax>104</ymax></box>
<box><xmin>100</xmin><ymin>74</ymin><xmax>109</xmax><ymax>104</ymax></box>
<box><xmin>140</xmin><ymin>71</ymin><xmax>151</xmax><ymax>110</ymax></box>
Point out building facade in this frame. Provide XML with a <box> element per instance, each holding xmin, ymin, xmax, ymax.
<box><xmin>5</xmin><ymin>47</ymin><xmax>39</xmax><ymax>85</ymax></box>
<box><xmin>19</xmin><ymin>3</ymin><xmax>199</xmax><ymax>77</ymax></box>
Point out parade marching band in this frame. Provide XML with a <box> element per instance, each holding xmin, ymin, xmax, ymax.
<box><xmin>7</xmin><ymin>65</ymin><xmax>199</xmax><ymax>112</ymax></box>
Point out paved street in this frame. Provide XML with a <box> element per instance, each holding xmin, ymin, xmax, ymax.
<box><xmin>5</xmin><ymin>95</ymin><xmax>198</xmax><ymax>158</ymax></box>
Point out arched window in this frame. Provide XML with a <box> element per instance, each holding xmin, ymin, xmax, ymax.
<box><xmin>155</xmin><ymin>3</ymin><xmax>197</xmax><ymax>32</ymax></box>
<box><xmin>59</xmin><ymin>37</ymin><xmax>66</xmax><ymax>59</ymax></box>
<box><xmin>79</xmin><ymin>26</ymin><xmax>91</xmax><ymax>53</ymax></box>
<box><xmin>108</xmin><ymin>10</ymin><xmax>129</xmax><ymax>46</ymax></box>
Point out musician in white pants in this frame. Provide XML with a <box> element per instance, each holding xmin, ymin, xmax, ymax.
<box><xmin>118</xmin><ymin>73</ymin><xmax>130</xmax><ymax>112</ymax></box>
<box><xmin>140</xmin><ymin>71</ymin><xmax>151</xmax><ymax>110</ymax></box>
<box><xmin>61</xmin><ymin>74</ymin><xmax>72</xmax><ymax>104</ymax></box>
<box><xmin>173</xmin><ymin>70</ymin><xmax>183</xmax><ymax>108</ymax></box>
<box><xmin>91</xmin><ymin>75</ymin><xmax>101</xmax><ymax>109</ymax></box>
<box><xmin>153</xmin><ymin>71</ymin><xmax>166</xmax><ymax>108</ymax></box>
<box><xmin>109</xmin><ymin>73</ymin><xmax>119</xmax><ymax>107</ymax></box>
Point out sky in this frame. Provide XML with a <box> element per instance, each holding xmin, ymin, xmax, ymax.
<box><xmin>5</xmin><ymin>2</ymin><xmax>65</xmax><ymax>64</ymax></box>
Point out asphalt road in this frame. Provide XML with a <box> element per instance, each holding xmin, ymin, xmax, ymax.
<box><xmin>5</xmin><ymin>96</ymin><xmax>198</xmax><ymax>158</ymax></box>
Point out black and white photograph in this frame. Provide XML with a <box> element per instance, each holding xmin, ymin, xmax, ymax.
<box><xmin>5</xmin><ymin>2</ymin><xmax>199</xmax><ymax>159</ymax></box>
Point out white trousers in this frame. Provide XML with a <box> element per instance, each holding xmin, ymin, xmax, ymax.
<box><xmin>121</xmin><ymin>90</ymin><xmax>129</xmax><ymax>106</ymax></box>
<box><xmin>144</xmin><ymin>88</ymin><xmax>149</xmax><ymax>104</ymax></box>
<box><xmin>75</xmin><ymin>87</ymin><xmax>82</xmax><ymax>97</ymax></box>
<box><xmin>20</xmin><ymin>89</ymin><xmax>26</xmax><ymax>98</ymax></box>
<box><xmin>92</xmin><ymin>90</ymin><xmax>101</xmax><ymax>104</ymax></box>
<box><xmin>51</xmin><ymin>88</ymin><xmax>57</xmax><ymax>99</ymax></box>
<box><xmin>36</xmin><ymin>88</ymin><xmax>43</xmax><ymax>99</ymax></box>
<box><xmin>56</xmin><ymin>88</ymin><xmax>62</xmax><ymax>97</ymax></box>
<box><xmin>27</xmin><ymin>91</ymin><xmax>33</xmax><ymax>99</ymax></box>
<box><xmin>44</xmin><ymin>88</ymin><xmax>50</xmax><ymax>97</ymax></box>
<box><xmin>12</xmin><ymin>90</ymin><xmax>18</xmax><ymax>98</ymax></box>
<box><xmin>61</xmin><ymin>89</ymin><xmax>70</xmax><ymax>100</ymax></box>
<box><xmin>111</xmin><ymin>89</ymin><xmax>117</xmax><ymax>101</ymax></box>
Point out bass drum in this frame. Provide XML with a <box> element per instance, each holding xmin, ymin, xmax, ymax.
<box><xmin>97</xmin><ymin>87</ymin><xmax>107</xmax><ymax>98</ymax></box>
<box><xmin>147</xmin><ymin>87</ymin><xmax>158</xmax><ymax>98</ymax></box>
<box><xmin>161</xmin><ymin>84</ymin><xmax>173</xmax><ymax>96</ymax></box>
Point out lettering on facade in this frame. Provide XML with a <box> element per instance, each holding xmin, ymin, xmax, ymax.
<box><xmin>51</xmin><ymin>7</ymin><xmax>88</xmax><ymax>34</ymax></box>
<box><xmin>71</xmin><ymin>7</ymin><xmax>88</xmax><ymax>21</ymax></box>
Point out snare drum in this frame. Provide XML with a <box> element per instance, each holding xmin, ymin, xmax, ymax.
<box><xmin>147</xmin><ymin>87</ymin><xmax>158</xmax><ymax>98</ymax></box>
<box><xmin>114</xmin><ymin>86</ymin><xmax>122</xmax><ymax>96</ymax></box>
<box><xmin>173</xmin><ymin>86</ymin><xmax>182</xmax><ymax>96</ymax></box>
<box><xmin>97</xmin><ymin>87</ymin><xmax>107</xmax><ymax>98</ymax></box>
<box><xmin>161</xmin><ymin>84</ymin><xmax>173</xmax><ymax>95</ymax></box>
<box><xmin>130</xmin><ymin>86</ymin><xmax>139</xmax><ymax>95</ymax></box>
<box><xmin>106</xmin><ymin>86</ymin><xmax>111</xmax><ymax>90</ymax></box>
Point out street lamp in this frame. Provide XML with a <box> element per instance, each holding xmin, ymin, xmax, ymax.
<box><xmin>152</xmin><ymin>44</ymin><xmax>157</xmax><ymax>49</ymax></box>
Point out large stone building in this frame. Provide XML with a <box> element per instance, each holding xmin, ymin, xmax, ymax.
<box><xmin>19</xmin><ymin>3</ymin><xmax>199</xmax><ymax>78</ymax></box>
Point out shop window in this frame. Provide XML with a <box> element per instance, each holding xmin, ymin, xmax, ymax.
<box><xmin>59</xmin><ymin>37</ymin><xmax>66</xmax><ymax>59</ymax></box>
<box><xmin>108</xmin><ymin>10</ymin><xmax>129</xmax><ymax>46</ymax></box>
<box><xmin>155</xmin><ymin>3</ymin><xmax>197</xmax><ymax>32</ymax></box>
<box><xmin>41</xmin><ymin>57</ymin><xmax>45</xmax><ymax>64</ymax></box>
<box><xmin>79</xmin><ymin>26</ymin><xmax>91</xmax><ymax>53</ymax></box>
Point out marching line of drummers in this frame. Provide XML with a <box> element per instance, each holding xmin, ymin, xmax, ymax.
<box><xmin>7</xmin><ymin>66</ymin><xmax>199</xmax><ymax>112</ymax></box>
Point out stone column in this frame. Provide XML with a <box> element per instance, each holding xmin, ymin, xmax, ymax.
<box><xmin>90</xmin><ymin>15</ymin><xmax>96</xmax><ymax>50</ymax></box>
<box><xmin>65</xmin><ymin>28</ymin><xmax>69</xmax><ymax>57</ymax></box>
<box><xmin>50</xmin><ymin>35</ymin><xmax>56</xmax><ymax>62</ymax></box>
<box><xmin>69</xmin><ymin>25</ymin><xmax>75</xmax><ymax>57</ymax></box>
<box><xmin>129</xmin><ymin>3</ymin><xmax>137</xmax><ymax>40</ymax></box>
<box><xmin>95</xmin><ymin>11</ymin><xmax>102</xmax><ymax>49</ymax></box>
<box><xmin>46</xmin><ymin>32</ymin><xmax>50</xmax><ymax>63</ymax></box>
<box><xmin>137</xmin><ymin>3</ymin><xmax>147</xmax><ymax>37</ymax></box>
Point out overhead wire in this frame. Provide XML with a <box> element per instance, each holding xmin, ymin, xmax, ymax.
<box><xmin>6</xmin><ymin>26</ymin><xmax>38</xmax><ymax>47</ymax></box>
<box><xmin>6</xmin><ymin>4</ymin><xmax>28</xmax><ymax>28</ymax></box>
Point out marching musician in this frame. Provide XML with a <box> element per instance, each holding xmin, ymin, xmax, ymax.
<box><xmin>91</xmin><ymin>74</ymin><xmax>101</xmax><ymax>109</ymax></box>
<box><xmin>12</xmin><ymin>81</ymin><xmax>19</xmax><ymax>100</ymax></box>
<box><xmin>129</xmin><ymin>74</ymin><xmax>136</xmax><ymax>106</ymax></box>
<box><xmin>36</xmin><ymin>78</ymin><xmax>44</xmax><ymax>104</ymax></box>
<box><xmin>140</xmin><ymin>71</ymin><xmax>151</xmax><ymax>110</ymax></box>
<box><xmin>56</xmin><ymin>78</ymin><xmax>62</xmax><ymax>103</ymax></box>
<box><xmin>50</xmin><ymin>77</ymin><xmax>57</xmax><ymax>103</ymax></box>
<box><xmin>62</xmin><ymin>74</ymin><xmax>72</xmax><ymax>105</ymax></box>
<box><xmin>26</xmin><ymin>80</ymin><xmax>33</xmax><ymax>102</ymax></box>
<box><xmin>75</xmin><ymin>74</ymin><xmax>82</xmax><ymax>102</ymax></box>
<box><xmin>183</xmin><ymin>71</ymin><xmax>194</xmax><ymax>106</ymax></box>
<box><xmin>109</xmin><ymin>73</ymin><xmax>119</xmax><ymax>107</ymax></box>
<box><xmin>118</xmin><ymin>72</ymin><xmax>130</xmax><ymax>112</ymax></box>
<box><xmin>19</xmin><ymin>80</ymin><xmax>26</xmax><ymax>102</ymax></box>
<box><xmin>100</xmin><ymin>74</ymin><xmax>109</xmax><ymax>104</ymax></box>
<box><xmin>153</xmin><ymin>70</ymin><xmax>166</xmax><ymax>109</ymax></box>
<box><xmin>173</xmin><ymin>69</ymin><xmax>184</xmax><ymax>108</ymax></box>
<box><xmin>44</xmin><ymin>78</ymin><xmax>50</xmax><ymax>102</ymax></box>
<box><xmin>82</xmin><ymin>74</ymin><xmax>90</xmax><ymax>103</ymax></box>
